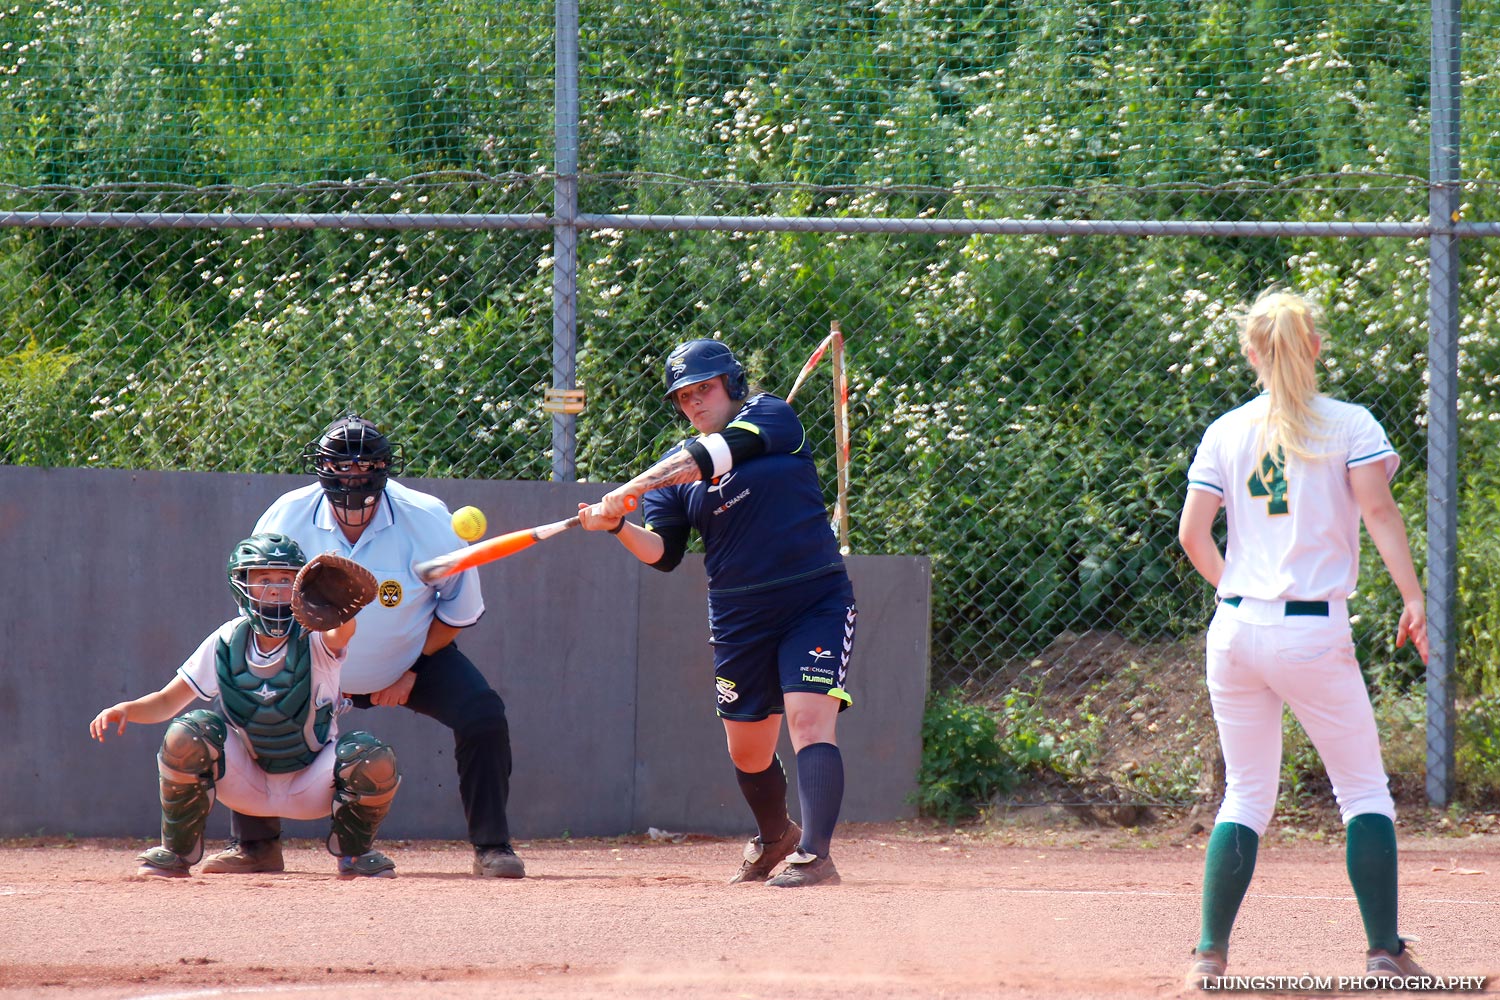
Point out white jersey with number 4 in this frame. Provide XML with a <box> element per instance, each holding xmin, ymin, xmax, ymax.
<box><xmin>1186</xmin><ymin>393</ymin><xmax>1398</xmax><ymax>603</ymax></box>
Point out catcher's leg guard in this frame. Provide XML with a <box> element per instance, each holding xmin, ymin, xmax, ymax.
<box><xmin>327</xmin><ymin>731</ymin><xmax>401</xmax><ymax>857</ymax></box>
<box><xmin>157</xmin><ymin>710</ymin><xmax>227</xmax><ymax>863</ymax></box>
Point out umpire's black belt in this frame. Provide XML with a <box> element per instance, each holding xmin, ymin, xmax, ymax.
<box><xmin>1223</xmin><ymin>596</ymin><xmax>1329</xmax><ymax>616</ymax></box>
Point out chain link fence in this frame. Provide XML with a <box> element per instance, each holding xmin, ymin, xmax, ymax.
<box><xmin>4</xmin><ymin>0</ymin><xmax>1497</xmax><ymax>810</ymax></box>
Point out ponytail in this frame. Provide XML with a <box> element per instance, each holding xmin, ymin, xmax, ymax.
<box><xmin>1237</xmin><ymin>290</ymin><xmax>1325</xmax><ymax>464</ymax></box>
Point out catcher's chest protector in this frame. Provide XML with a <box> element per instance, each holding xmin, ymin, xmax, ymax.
<box><xmin>215</xmin><ymin>620</ymin><xmax>334</xmax><ymax>773</ymax></box>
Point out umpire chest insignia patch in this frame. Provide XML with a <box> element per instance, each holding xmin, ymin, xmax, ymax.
<box><xmin>378</xmin><ymin>580</ymin><xmax>403</xmax><ymax>607</ymax></box>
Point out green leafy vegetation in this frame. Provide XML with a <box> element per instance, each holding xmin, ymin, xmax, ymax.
<box><xmin>918</xmin><ymin>686</ymin><xmax>1085</xmax><ymax>821</ymax></box>
<box><xmin>2</xmin><ymin>1</ymin><xmax>1498</xmax><ymax>735</ymax></box>
<box><xmin>921</xmin><ymin>665</ymin><xmax>1500</xmax><ymax>819</ymax></box>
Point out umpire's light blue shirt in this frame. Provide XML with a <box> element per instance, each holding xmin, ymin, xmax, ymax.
<box><xmin>255</xmin><ymin>480</ymin><xmax>484</xmax><ymax>694</ymax></box>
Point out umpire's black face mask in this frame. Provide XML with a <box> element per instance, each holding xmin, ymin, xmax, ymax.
<box><xmin>317</xmin><ymin>461</ymin><xmax>389</xmax><ymax>526</ymax></box>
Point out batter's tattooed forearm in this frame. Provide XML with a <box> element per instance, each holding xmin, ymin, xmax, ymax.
<box><xmin>628</xmin><ymin>449</ymin><xmax>703</xmax><ymax>494</ymax></box>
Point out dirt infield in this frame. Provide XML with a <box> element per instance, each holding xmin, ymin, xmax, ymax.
<box><xmin>2</xmin><ymin>823</ymin><xmax>1497</xmax><ymax>999</ymax></box>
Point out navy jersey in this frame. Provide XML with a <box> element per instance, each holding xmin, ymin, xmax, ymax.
<box><xmin>642</xmin><ymin>393</ymin><xmax>845</xmax><ymax>595</ymax></box>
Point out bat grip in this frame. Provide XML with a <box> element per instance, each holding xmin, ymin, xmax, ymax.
<box><xmin>592</xmin><ymin>494</ymin><xmax>638</xmax><ymax>517</ymax></box>
<box><xmin>577</xmin><ymin>493</ymin><xmax>637</xmax><ymax>526</ymax></box>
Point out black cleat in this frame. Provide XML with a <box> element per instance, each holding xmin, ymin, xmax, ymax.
<box><xmin>136</xmin><ymin>846</ymin><xmax>192</xmax><ymax>878</ymax></box>
<box><xmin>338</xmin><ymin>850</ymin><xmax>397</xmax><ymax>878</ymax></box>
<box><xmin>474</xmin><ymin>843</ymin><xmax>526</xmax><ymax>879</ymax></box>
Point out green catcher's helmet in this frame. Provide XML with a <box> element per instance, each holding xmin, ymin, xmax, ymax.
<box><xmin>227</xmin><ymin>532</ymin><xmax>307</xmax><ymax>638</ymax></box>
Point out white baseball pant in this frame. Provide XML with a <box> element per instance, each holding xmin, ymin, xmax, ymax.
<box><xmin>214</xmin><ymin>734</ymin><xmax>339</xmax><ymax>821</ymax></box>
<box><xmin>1207</xmin><ymin>596</ymin><xmax>1395</xmax><ymax>835</ymax></box>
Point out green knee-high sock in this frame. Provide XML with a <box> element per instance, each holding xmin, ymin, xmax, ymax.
<box><xmin>1197</xmin><ymin>822</ymin><xmax>1260</xmax><ymax>956</ymax></box>
<box><xmin>1346</xmin><ymin>813</ymin><xmax>1401</xmax><ymax>954</ymax></box>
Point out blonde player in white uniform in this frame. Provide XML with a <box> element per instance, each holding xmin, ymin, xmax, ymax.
<box><xmin>1178</xmin><ymin>290</ymin><xmax>1433</xmax><ymax>988</ymax></box>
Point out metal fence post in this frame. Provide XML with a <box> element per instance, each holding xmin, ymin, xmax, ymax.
<box><xmin>1426</xmin><ymin>0</ymin><xmax>1461</xmax><ymax>807</ymax></box>
<box><xmin>551</xmin><ymin>0</ymin><xmax>581</xmax><ymax>482</ymax></box>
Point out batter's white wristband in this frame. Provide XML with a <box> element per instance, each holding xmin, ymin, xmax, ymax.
<box><xmin>696</xmin><ymin>433</ymin><xmax>733</xmax><ymax>478</ymax></box>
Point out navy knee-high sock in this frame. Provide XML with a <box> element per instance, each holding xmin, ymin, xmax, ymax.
<box><xmin>795</xmin><ymin>742</ymin><xmax>844</xmax><ymax>858</ymax></box>
<box><xmin>734</xmin><ymin>757</ymin><xmax>791</xmax><ymax>842</ymax></box>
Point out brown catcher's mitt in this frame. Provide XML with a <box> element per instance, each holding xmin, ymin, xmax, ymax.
<box><xmin>291</xmin><ymin>553</ymin><xmax>378</xmax><ymax>631</ymax></box>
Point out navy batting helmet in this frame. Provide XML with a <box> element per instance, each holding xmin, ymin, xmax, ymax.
<box><xmin>663</xmin><ymin>339</ymin><xmax>748</xmax><ymax>409</ymax></box>
<box><xmin>303</xmin><ymin>414</ymin><xmax>404</xmax><ymax>525</ymax></box>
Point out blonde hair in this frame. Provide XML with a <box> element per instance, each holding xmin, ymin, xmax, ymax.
<box><xmin>1237</xmin><ymin>289</ymin><xmax>1325</xmax><ymax>463</ymax></box>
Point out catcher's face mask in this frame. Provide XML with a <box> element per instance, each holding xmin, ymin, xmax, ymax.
<box><xmin>244</xmin><ymin>569</ymin><xmax>295</xmax><ymax>602</ymax></box>
<box><xmin>227</xmin><ymin>532</ymin><xmax>307</xmax><ymax>638</ymax></box>
<box><xmin>239</xmin><ymin>569</ymin><xmax>297</xmax><ymax>637</ymax></box>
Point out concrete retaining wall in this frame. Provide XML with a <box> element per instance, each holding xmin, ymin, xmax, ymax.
<box><xmin>0</xmin><ymin>465</ymin><xmax>930</xmax><ymax>840</ymax></box>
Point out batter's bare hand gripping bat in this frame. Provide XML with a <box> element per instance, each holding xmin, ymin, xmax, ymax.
<box><xmin>413</xmin><ymin>495</ymin><xmax>638</xmax><ymax>584</ymax></box>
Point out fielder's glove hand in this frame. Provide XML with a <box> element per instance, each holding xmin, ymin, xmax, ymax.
<box><xmin>292</xmin><ymin>553</ymin><xmax>377</xmax><ymax>631</ymax></box>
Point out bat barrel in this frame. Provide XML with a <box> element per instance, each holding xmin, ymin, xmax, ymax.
<box><xmin>411</xmin><ymin>498</ymin><xmax>634</xmax><ymax>584</ymax></box>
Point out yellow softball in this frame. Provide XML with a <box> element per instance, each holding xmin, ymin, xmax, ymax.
<box><xmin>451</xmin><ymin>505</ymin><xmax>487</xmax><ymax>542</ymax></box>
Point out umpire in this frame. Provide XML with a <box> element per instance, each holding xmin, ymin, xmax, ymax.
<box><xmin>200</xmin><ymin>414</ymin><xmax>525</xmax><ymax>879</ymax></box>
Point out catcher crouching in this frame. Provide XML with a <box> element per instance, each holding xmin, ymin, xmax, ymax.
<box><xmin>88</xmin><ymin>533</ymin><xmax>401</xmax><ymax>878</ymax></box>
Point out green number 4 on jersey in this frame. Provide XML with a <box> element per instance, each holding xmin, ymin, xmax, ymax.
<box><xmin>1247</xmin><ymin>450</ymin><xmax>1290</xmax><ymax>515</ymax></box>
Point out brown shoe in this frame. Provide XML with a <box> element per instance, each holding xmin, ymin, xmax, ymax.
<box><xmin>766</xmin><ymin>849</ymin><xmax>841</xmax><ymax>887</ymax></box>
<box><xmin>728</xmin><ymin>821</ymin><xmax>801</xmax><ymax>885</ymax></box>
<box><xmin>199</xmin><ymin>839</ymin><xmax>284</xmax><ymax>874</ymax></box>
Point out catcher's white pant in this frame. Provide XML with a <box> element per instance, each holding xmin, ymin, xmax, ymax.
<box><xmin>215</xmin><ymin>735</ymin><xmax>339</xmax><ymax>822</ymax></box>
<box><xmin>1207</xmin><ymin>597</ymin><xmax>1395</xmax><ymax>835</ymax></box>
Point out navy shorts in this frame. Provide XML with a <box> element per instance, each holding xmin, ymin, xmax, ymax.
<box><xmin>706</xmin><ymin>571</ymin><xmax>857</xmax><ymax>722</ymax></box>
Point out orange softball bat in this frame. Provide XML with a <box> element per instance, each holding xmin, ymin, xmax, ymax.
<box><xmin>412</xmin><ymin>495</ymin><xmax>638</xmax><ymax>584</ymax></box>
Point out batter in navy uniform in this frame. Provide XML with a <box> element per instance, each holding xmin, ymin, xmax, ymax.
<box><xmin>581</xmin><ymin>339</ymin><xmax>856</xmax><ymax>887</ymax></box>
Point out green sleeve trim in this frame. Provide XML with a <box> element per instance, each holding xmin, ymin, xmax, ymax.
<box><xmin>726</xmin><ymin>419</ymin><xmax>761</xmax><ymax>435</ymax></box>
<box><xmin>1347</xmin><ymin>448</ymin><xmax>1394</xmax><ymax>466</ymax></box>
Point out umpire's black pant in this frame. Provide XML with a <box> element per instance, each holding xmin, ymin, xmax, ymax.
<box><xmin>230</xmin><ymin>642</ymin><xmax>515</xmax><ymax>849</ymax></box>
